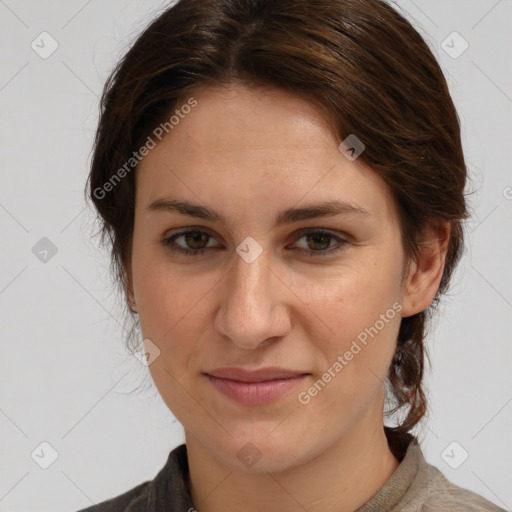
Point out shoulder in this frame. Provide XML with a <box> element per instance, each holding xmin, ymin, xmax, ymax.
<box><xmin>74</xmin><ymin>443</ymin><xmax>191</xmax><ymax>512</ymax></box>
<box><xmin>75</xmin><ymin>480</ymin><xmax>151</xmax><ymax>512</ymax></box>
<box><xmin>384</xmin><ymin>433</ymin><xmax>506</xmax><ymax>512</ymax></box>
<box><xmin>415</xmin><ymin>463</ymin><xmax>506</xmax><ymax>511</ymax></box>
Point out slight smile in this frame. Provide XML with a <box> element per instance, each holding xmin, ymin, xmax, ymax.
<box><xmin>204</xmin><ymin>367</ymin><xmax>310</xmax><ymax>406</ymax></box>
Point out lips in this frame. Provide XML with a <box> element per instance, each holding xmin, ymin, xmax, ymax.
<box><xmin>204</xmin><ymin>367</ymin><xmax>310</xmax><ymax>405</ymax></box>
<box><xmin>205</xmin><ymin>367</ymin><xmax>307</xmax><ymax>382</ymax></box>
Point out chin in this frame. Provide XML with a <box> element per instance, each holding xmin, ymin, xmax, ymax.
<box><xmin>207</xmin><ymin>427</ymin><xmax>309</xmax><ymax>473</ymax></box>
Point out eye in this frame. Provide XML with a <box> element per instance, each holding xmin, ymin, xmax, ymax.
<box><xmin>161</xmin><ymin>228</ymin><xmax>348</xmax><ymax>257</ymax></box>
<box><xmin>290</xmin><ymin>228</ymin><xmax>348</xmax><ymax>257</ymax></box>
<box><xmin>161</xmin><ymin>229</ymin><xmax>219</xmax><ymax>256</ymax></box>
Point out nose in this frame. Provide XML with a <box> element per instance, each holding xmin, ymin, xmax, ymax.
<box><xmin>214</xmin><ymin>243</ymin><xmax>292</xmax><ymax>350</ymax></box>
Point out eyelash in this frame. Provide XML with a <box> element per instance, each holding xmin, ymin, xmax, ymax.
<box><xmin>161</xmin><ymin>228</ymin><xmax>348</xmax><ymax>258</ymax></box>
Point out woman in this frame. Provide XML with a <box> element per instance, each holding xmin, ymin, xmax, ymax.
<box><xmin>79</xmin><ymin>0</ymin><xmax>505</xmax><ymax>510</ymax></box>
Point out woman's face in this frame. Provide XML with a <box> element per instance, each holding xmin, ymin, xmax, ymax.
<box><xmin>129</xmin><ymin>85</ymin><xmax>411</xmax><ymax>472</ymax></box>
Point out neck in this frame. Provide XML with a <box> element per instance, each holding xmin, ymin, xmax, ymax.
<box><xmin>185</xmin><ymin>418</ymin><xmax>400</xmax><ymax>512</ymax></box>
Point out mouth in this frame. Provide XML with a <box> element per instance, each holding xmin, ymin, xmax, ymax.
<box><xmin>203</xmin><ymin>367</ymin><xmax>310</xmax><ymax>405</ymax></box>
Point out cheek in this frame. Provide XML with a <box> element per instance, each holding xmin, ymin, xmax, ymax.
<box><xmin>132</xmin><ymin>263</ymin><xmax>216</xmax><ymax>425</ymax></box>
<box><xmin>135</xmin><ymin>264</ymin><xmax>215</xmax><ymax>340</ymax></box>
<box><xmin>299</xmin><ymin>257</ymin><xmax>403</xmax><ymax>343</ymax></box>
<box><xmin>293</xmin><ymin>253</ymin><xmax>403</xmax><ymax>399</ymax></box>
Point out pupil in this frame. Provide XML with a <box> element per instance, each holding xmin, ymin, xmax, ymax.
<box><xmin>187</xmin><ymin>232</ymin><xmax>207</xmax><ymax>249</ymax></box>
<box><xmin>308</xmin><ymin>233</ymin><xmax>329</xmax><ymax>250</ymax></box>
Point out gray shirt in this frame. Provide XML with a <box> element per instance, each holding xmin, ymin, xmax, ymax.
<box><xmin>76</xmin><ymin>433</ymin><xmax>505</xmax><ymax>511</ymax></box>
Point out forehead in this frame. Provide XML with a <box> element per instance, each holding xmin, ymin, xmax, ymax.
<box><xmin>177</xmin><ymin>85</ymin><xmax>336</xmax><ymax>150</ymax></box>
<box><xmin>135</xmin><ymin>85</ymin><xmax>398</xmax><ymax>226</ymax></box>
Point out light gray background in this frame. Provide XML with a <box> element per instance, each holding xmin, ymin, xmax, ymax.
<box><xmin>0</xmin><ymin>1</ymin><xmax>511</xmax><ymax>511</ymax></box>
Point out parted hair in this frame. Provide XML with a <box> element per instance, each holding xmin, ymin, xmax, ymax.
<box><xmin>86</xmin><ymin>0</ymin><xmax>469</xmax><ymax>435</ymax></box>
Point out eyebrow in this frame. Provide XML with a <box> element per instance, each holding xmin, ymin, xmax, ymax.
<box><xmin>146</xmin><ymin>197</ymin><xmax>370</xmax><ymax>228</ymax></box>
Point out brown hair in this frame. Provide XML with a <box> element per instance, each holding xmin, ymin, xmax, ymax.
<box><xmin>86</xmin><ymin>0</ymin><xmax>468</xmax><ymax>435</ymax></box>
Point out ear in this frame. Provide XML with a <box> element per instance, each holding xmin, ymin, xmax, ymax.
<box><xmin>124</xmin><ymin>256</ymin><xmax>137</xmax><ymax>313</ymax></box>
<box><xmin>125</xmin><ymin>282</ymin><xmax>137</xmax><ymax>314</ymax></box>
<box><xmin>401</xmin><ymin>221</ymin><xmax>450</xmax><ymax>318</ymax></box>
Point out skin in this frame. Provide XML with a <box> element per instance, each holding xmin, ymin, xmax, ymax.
<box><xmin>125</xmin><ymin>84</ymin><xmax>449</xmax><ymax>512</ymax></box>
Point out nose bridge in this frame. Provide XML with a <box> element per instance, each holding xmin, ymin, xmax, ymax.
<box><xmin>233</xmin><ymin>241</ymin><xmax>270</xmax><ymax>306</ymax></box>
<box><xmin>215</xmin><ymin>240</ymin><xmax>290</xmax><ymax>348</ymax></box>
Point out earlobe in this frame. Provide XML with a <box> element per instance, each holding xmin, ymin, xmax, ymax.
<box><xmin>124</xmin><ymin>266</ymin><xmax>137</xmax><ymax>313</ymax></box>
<box><xmin>401</xmin><ymin>222</ymin><xmax>450</xmax><ymax>318</ymax></box>
<box><xmin>127</xmin><ymin>289</ymin><xmax>137</xmax><ymax>313</ymax></box>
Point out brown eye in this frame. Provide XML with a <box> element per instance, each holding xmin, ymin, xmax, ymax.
<box><xmin>162</xmin><ymin>228</ymin><xmax>347</xmax><ymax>258</ymax></box>
<box><xmin>183</xmin><ymin>231</ymin><xmax>210</xmax><ymax>250</ymax></box>
<box><xmin>292</xmin><ymin>229</ymin><xmax>348</xmax><ymax>257</ymax></box>
<box><xmin>161</xmin><ymin>229</ymin><xmax>220</xmax><ymax>256</ymax></box>
<box><xmin>305</xmin><ymin>232</ymin><xmax>332</xmax><ymax>251</ymax></box>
